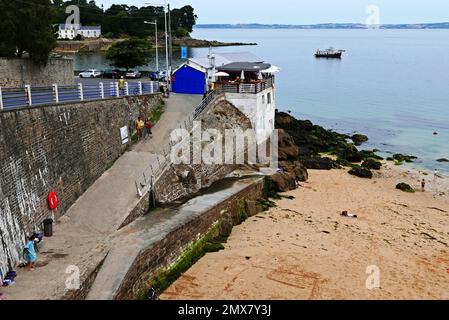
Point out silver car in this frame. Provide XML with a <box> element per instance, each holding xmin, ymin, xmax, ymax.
<box><xmin>125</xmin><ymin>70</ymin><xmax>142</xmax><ymax>79</ymax></box>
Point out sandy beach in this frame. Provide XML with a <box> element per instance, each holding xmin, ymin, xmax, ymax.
<box><xmin>162</xmin><ymin>163</ymin><xmax>449</xmax><ymax>300</ymax></box>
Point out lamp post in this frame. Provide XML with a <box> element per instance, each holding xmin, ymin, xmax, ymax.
<box><xmin>146</xmin><ymin>1</ymin><xmax>170</xmax><ymax>86</ymax></box>
<box><xmin>144</xmin><ymin>20</ymin><xmax>159</xmax><ymax>72</ymax></box>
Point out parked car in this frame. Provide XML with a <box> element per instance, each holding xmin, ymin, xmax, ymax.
<box><xmin>149</xmin><ymin>71</ymin><xmax>166</xmax><ymax>81</ymax></box>
<box><xmin>79</xmin><ymin>69</ymin><xmax>102</xmax><ymax>78</ymax></box>
<box><xmin>125</xmin><ymin>70</ymin><xmax>142</xmax><ymax>79</ymax></box>
<box><xmin>102</xmin><ymin>69</ymin><xmax>121</xmax><ymax>79</ymax></box>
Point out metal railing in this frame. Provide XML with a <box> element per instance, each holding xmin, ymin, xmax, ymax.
<box><xmin>0</xmin><ymin>81</ymin><xmax>160</xmax><ymax>111</ymax></box>
<box><xmin>214</xmin><ymin>77</ymin><xmax>274</xmax><ymax>95</ymax></box>
<box><xmin>134</xmin><ymin>88</ymin><xmax>226</xmax><ymax>200</ymax></box>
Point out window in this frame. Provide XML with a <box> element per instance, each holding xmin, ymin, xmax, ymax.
<box><xmin>267</xmin><ymin>92</ymin><xmax>272</xmax><ymax>105</ymax></box>
<box><xmin>262</xmin><ymin>95</ymin><xmax>265</xmax><ymax>104</ymax></box>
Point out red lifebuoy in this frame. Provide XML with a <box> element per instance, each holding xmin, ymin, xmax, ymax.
<box><xmin>48</xmin><ymin>192</ymin><xmax>59</xmax><ymax>210</ymax></box>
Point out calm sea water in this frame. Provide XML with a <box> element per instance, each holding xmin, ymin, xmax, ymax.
<box><xmin>74</xmin><ymin>29</ymin><xmax>449</xmax><ymax>172</ymax></box>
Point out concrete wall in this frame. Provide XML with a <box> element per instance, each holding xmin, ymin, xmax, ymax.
<box><xmin>0</xmin><ymin>58</ymin><xmax>74</xmax><ymax>88</ymax></box>
<box><xmin>225</xmin><ymin>87</ymin><xmax>276</xmax><ymax>144</ymax></box>
<box><xmin>0</xmin><ymin>94</ymin><xmax>162</xmax><ymax>273</ymax></box>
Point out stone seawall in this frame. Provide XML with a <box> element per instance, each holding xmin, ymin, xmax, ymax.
<box><xmin>0</xmin><ymin>94</ymin><xmax>162</xmax><ymax>273</ymax></box>
<box><xmin>0</xmin><ymin>58</ymin><xmax>74</xmax><ymax>88</ymax></box>
<box><xmin>114</xmin><ymin>177</ymin><xmax>265</xmax><ymax>300</ymax></box>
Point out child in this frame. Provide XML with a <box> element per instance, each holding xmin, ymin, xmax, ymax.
<box><xmin>24</xmin><ymin>236</ymin><xmax>38</xmax><ymax>271</ymax></box>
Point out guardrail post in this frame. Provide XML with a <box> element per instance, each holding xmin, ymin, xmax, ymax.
<box><xmin>138</xmin><ymin>81</ymin><xmax>143</xmax><ymax>95</ymax></box>
<box><xmin>53</xmin><ymin>84</ymin><xmax>59</xmax><ymax>103</ymax></box>
<box><xmin>115</xmin><ymin>82</ymin><xmax>120</xmax><ymax>97</ymax></box>
<box><xmin>0</xmin><ymin>87</ymin><xmax>3</xmax><ymax>110</ymax></box>
<box><xmin>125</xmin><ymin>82</ymin><xmax>129</xmax><ymax>96</ymax></box>
<box><xmin>25</xmin><ymin>85</ymin><xmax>32</xmax><ymax>106</ymax></box>
<box><xmin>150</xmin><ymin>82</ymin><xmax>154</xmax><ymax>94</ymax></box>
<box><xmin>99</xmin><ymin>82</ymin><xmax>105</xmax><ymax>99</ymax></box>
<box><xmin>78</xmin><ymin>83</ymin><xmax>84</xmax><ymax>101</ymax></box>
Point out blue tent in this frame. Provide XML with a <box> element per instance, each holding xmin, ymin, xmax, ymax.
<box><xmin>172</xmin><ymin>64</ymin><xmax>206</xmax><ymax>95</ymax></box>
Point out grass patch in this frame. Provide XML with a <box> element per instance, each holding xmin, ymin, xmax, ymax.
<box><xmin>137</xmin><ymin>222</ymin><xmax>225</xmax><ymax>299</ymax></box>
<box><xmin>148</xmin><ymin>101</ymin><xmax>165</xmax><ymax>123</ymax></box>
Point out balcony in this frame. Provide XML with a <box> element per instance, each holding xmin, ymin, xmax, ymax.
<box><xmin>214</xmin><ymin>77</ymin><xmax>275</xmax><ymax>95</ymax></box>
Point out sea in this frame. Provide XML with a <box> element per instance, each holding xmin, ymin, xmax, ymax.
<box><xmin>73</xmin><ymin>28</ymin><xmax>449</xmax><ymax>172</ymax></box>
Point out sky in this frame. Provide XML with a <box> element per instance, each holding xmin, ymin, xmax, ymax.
<box><xmin>94</xmin><ymin>0</ymin><xmax>449</xmax><ymax>24</ymax></box>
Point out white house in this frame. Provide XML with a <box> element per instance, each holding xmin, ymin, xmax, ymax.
<box><xmin>215</xmin><ymin>62</ymin><xmax>279</xmax><ymax>143</ymax></box>
<box><xmin>58</xmin><ymin>24</ymin><xmax>102</xmax><ymax>39</ymax></box>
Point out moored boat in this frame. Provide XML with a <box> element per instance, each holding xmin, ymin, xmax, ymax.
<box><xmin>315</xmin><ymin>48</ymin><xmax>345</xmax><ymax>58</ymax></box>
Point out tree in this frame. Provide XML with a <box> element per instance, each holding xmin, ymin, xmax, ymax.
<box><xmin>106</xmin><ymin>39</ymin><xmax>152</xmax><ymax>71</ymax></box>
<box><xmin>0</xmin><ymin>0</ymin><xmax>56</xmax><ymax>66</ymax></box>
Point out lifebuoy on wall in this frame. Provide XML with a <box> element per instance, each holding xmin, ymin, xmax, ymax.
<box><xmin>47</xmin><ymin>192</ymin><xmax>59</xmax><ymax>210</ymax></box>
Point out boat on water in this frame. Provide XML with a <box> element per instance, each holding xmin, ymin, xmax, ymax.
<box><xmin>314</xmin><ymin>48</ymin><xmax>345</xmax><ymax>58</ymax></box>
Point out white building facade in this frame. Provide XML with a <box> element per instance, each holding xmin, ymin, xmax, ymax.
<box><xmin>58</xmin><ymin>24</ymin><xmax>102</xmax><ymax>40</ymax></box>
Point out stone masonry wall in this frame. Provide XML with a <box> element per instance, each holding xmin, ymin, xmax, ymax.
<box><xmin>154</xmin><ymin>97</ymin><xmax>253</xmax><ymax>204</ymax></box>
<box><xmin>0</xmin><ymin>94</ymin><xmax>162</xmax><ymax>273</ymax></box>
<box><xmin>0</xmin><ymin>58</ymin><xmax>74</xmax><ymax>88</ymax></box>
<box><xmin>114</xmin><ymin>178</ymin><xmax>265</xmax><ymax>300</ymax></box>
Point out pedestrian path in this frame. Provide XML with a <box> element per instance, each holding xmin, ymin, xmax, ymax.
<box><xmin>2</xmin><ymin>94</ymin><xmax>202</xmax><ymax>300</ymax></box>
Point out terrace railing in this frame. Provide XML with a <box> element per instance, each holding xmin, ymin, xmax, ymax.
<box><xmin>0</xmin><ymin>81</ymin><xmax>160</xmax><ymax>111</ymax></box>
<box><xmin>214</xmin><ymin>77</ymin><xmax>274</xmax><ymax>95</ymax></box>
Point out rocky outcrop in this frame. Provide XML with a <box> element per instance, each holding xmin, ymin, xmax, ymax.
<box><xmin>396</xmin><ymin>183</ymin><xmax>415</xmax><ymax>193</ymax></box>
<box><xmin>270</xmin><ymin>172</ymin><xmax>297</xmax><ymax>192</ymax></box>
<box><xmin>351</xmin><ymin>134</ymin><xmax>368</xmax><ymax>146</ymax></box>
<box><xmin>349</xmin><ymin>166</ymin><xmax>373</xmax><ymax>179</ymax></box>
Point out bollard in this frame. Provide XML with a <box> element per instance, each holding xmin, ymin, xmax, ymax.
<box><xmin>0</xmin><ymin>87</ymin><xmax>3</xmax><ymax>110</ymax></box>
<box><xmin>125</xmin><ymin>82</ymin><xmax>129</xmax><ymax>96</ymax></box>
<box><xmin>99</xmin><ymin>82</ymin><xmax>105</xmax><ymax>99</ymax></box>
<box><xmin>78</xmin><ymin>83</ymin><xmax>84</xmax><ymax>101</ymax></box>
<box><xmin>53</xmin><ymin>84</ymin><xmax>59</xmax><ymax>103</ymax></box>
<box><xmin>115</xmin><ymin>82</ymin><xmax>120</xmax><ymax>97</ymax></box>
<box><xmin>138</xmin><ymin>81</ymin><xmax>143</xmax><ymax>95</ymax></box>
<box><xmin>25</xmin><ymin>85</ymin><xmax>32</xmax><ymax>106</ymax></box>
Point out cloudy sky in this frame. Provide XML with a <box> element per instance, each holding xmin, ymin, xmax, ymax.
<box><xmin>94</xmin><ymin>0</ymin><xmax>449</xmax><ymax>24</ymax></box>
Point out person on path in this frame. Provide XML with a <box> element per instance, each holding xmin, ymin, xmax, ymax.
<box><xmin>24</xmin><ymin>236</ymin><xmax>38</xmax><ymax>271</ymax></box>
<box><xmin>421</xmin><ymin>179</ymin><xmax>426</xmax><ymax>192</ymax></box>
<box><xmin>136</xmin><ymin>117</ymin><xmax>145</xmax><ymax>141</ymax></box>
<box><xmin>144</xmin><ymin>118</ymin><xmax>153</xmax><ymax>140</ymax></box>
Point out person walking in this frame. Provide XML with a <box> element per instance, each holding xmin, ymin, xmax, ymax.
<box><xmin>421</xmin><ymin>179</ymin><xmax>426</xmax><ymax>192</ymax></box>
<box><xmin>145</xmin><ymin>118</ymin><xmax>153</xmax><ymax>140</ymax></box>
<box><xmin>136</xmin><ymin>116</ymin><xmax>145</xmax><ymax>141</ymax></box>
<box><xmin>119</xmin><ymin>76</ymin><xmax>126</xmax><ymax>96</ymax></box>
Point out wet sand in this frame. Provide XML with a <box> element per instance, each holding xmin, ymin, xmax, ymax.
<box><xmin>162</xmin><ymin>164</ymin><xmax>449</xmax><ymax>300</ymax></box>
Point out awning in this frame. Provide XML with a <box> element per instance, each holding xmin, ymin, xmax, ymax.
<box><xmin>261</xmin><ymin>66</ymin><xmax>280</xmax><ymax>74</ymax></box>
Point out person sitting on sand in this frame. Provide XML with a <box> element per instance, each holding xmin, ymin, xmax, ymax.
<box><xmin>341</xmin><ymin>211</ymin><xmax>357</xmax><ymax>218</ymax></box>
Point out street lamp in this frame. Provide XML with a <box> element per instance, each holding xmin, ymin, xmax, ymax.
<box><xmin>144</xmin><ymin>20</ymin><xmax>159</xmax><ymax>72</ymax></box>
<box><xmin>145</xmin><ymin>1</ymin><xmax>170</xmax><ymax>85</ymax></box>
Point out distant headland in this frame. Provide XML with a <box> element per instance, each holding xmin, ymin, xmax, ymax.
<box><xmin>195</xmin><ymin>22</ymin><xmax>449</xmax><ymax>29</ymax></box>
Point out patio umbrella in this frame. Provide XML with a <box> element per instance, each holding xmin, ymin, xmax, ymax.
<box><xmin>213</xmin><ymin>71</ymin><xmax>230</xmax><ymax>77</ymax></box>
<box><xmin>240</xmin><ymin>70</ymin><xmax>245</xmax><ymax>80</ymax></box>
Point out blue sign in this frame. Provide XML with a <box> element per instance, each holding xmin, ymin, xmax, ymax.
<box><xmin>181</xmin><ymin>46</ymin><xmax>188</xmax><ymax>59</ymax></box>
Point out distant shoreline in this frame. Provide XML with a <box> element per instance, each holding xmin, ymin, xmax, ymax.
<box><xmin>195</xmin><ymin>22</ymin><xmax>449</xmax><ymax>30</ymax></box>
<box><xmin>53</xmin><ymin>37</ymin><xmax>256</xmax><ymax>54</ymax></box>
